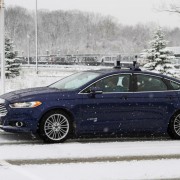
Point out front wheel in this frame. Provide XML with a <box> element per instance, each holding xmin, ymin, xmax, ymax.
<box><xmin>39</xmin><ymin>110</ymin><xmax>72</xmax><ymax>143</ymax></box>
<box><xmin>168</xmin><ymin>113</ymin><xmax>180</xmax><ymax>139</ymax></box>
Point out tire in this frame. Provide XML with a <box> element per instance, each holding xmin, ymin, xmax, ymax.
<box><xmin>39</xmin><ymin>110</ymin><xmax>72</xmax><ymax>143</ymax></box>
<box><xmin>168</xmin><ymin>113</ymin><xmax>180</xmax><ymax>139</ymax></box>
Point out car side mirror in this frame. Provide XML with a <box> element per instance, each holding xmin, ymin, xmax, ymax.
<box><xmin>89</xmin><ymin>87</ymin><xmax>103</xmax><ymax>96</ymax></box>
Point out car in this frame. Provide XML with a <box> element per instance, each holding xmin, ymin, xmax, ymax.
<box><xmin>1</xmin><ymin>63</ymin><xmax>180</xmax><ymax>143</ymax></box>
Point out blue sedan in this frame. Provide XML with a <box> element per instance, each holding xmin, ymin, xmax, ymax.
<box><xmin>0</xmin><ymin>66</ymin><xmax>180</xmax><ymax>143</ymax></box>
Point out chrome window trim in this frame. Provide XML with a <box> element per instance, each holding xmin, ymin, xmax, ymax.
<box><xmin>79</xmin><ymin>89</ymin><xmax>180</xmax><ymax>95</ymax></box>
<box><xmin>78</xmin><ymin>73</ymin><xmax>132</xmax><ymax>94</ymax></box>
<box><xmin>78</xmin><ymin>72</ymin><xmax>180</xmax><ymax>95</ymax></box>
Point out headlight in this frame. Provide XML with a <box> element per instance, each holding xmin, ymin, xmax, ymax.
<box><xmin>9</xmin><ymin>101</ymin><xmax>42</xmax><ymax>108</ymax></box>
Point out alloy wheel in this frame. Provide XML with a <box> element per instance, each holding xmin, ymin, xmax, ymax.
<box><xmin>174</xmin><ymin>114</ymin><xmax>180</xmax><ymax>136</ymax></box>
<box><xmin>44</xmin><ymin>114</ymin><xmax>69</xmax><ymax>141</ymax></box>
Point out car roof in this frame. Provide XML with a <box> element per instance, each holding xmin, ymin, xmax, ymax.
<box><xmin>87</xmin><ymin>68</ymin><xmax>139</xmax><ymax>74</ymax></box>
<box><xmin>87</xmin><ymin>68</ymin><xmax>180</xmax><ymax>83</ymax></box>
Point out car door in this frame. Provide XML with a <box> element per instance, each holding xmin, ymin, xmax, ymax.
<box><xmin>79</xmin><ymin>73</ymin><xmax>135</xmax><ymax>134</ymax></box>
<box><xmin>130</xmin><ymin>73</ymin><xmax>178</xmax><ymax>132</ymax></box>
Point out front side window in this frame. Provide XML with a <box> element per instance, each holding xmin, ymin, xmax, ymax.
<box><xmin>136</xmin><ymin>74</ymin><xmax>167</xmax><ymax>92</ymax></box>
<box><xmin>83</xmin><ymin>74</ymin><xmax>130</xmax><ymax>93</ymax></box>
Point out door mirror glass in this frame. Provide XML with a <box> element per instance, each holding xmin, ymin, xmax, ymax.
<box><xmin>89</xmin><ymin>86</ymin><xmax>103</xmax><ymax>94</ymax></box>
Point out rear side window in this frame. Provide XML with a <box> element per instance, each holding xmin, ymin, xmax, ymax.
<box><xmin>136</xmin><ymin>74</ymin><xmax>167</xmax><ymax>92</ymax></box>
<box><xmin>170</xmin><ymin>81</ymin><xmax>180</xmax><ymax>90</ymax></box>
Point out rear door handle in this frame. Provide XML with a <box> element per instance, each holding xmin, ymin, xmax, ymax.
<box><xmin>123</xmin><ymin>96</ymin><xmax>128</xmax><ymax>100</ymax></box>
<box><xmin>118</xmin><ymin>96</ymin><xmax>128</xmax><ymax>100</ymax></box>
<box><xmin>166</xmin><ymin>95</ymin><xmax>173</xmax><ymax>100</ymax></box>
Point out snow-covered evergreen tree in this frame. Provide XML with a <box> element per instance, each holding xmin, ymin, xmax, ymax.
<box><xmin>141</xmin><ymin>28</ymin><xmax>176</xmax><ymax>76</ymax></box>
<box><xmin>5</xmin><ymin>37</ymin><xmax>21</xmax><ymax>78</ymax></box>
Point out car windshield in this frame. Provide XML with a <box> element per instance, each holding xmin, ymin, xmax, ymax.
<box><xmin>49</xmin><ymin>71</ymin><xmax>101</xmax><ymax>90</ymax></box>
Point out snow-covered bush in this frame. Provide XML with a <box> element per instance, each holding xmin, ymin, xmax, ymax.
<box><xmin>5</xmin><ymin>37</ymin><xmax>21</xmax><ymax>78</ymax></box>
<box><xmin>140</xmin><ymin>28</ymin><xmax>177</xmax><ymax>77</ymax></box>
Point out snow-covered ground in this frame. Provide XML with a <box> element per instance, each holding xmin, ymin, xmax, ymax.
<box><xmin>0</xmin><ymin>130</ymin><xmax>180</xmax><ymax>180</ymax></box>
<box><xmin>1</xmin><ymin>65</ymin><xmax>180</xmax><ymax>180</ymax></box>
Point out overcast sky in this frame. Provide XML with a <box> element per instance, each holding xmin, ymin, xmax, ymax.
<box><xmin>5</xmin><ymin>0</ymin><xmax>180</xmax><ymax>28</ymax></box>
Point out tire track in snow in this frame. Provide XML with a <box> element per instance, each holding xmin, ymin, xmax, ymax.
<box><xmin>4</xmin><ymin>154</ymin><xmax>180</xmax><ymax>165</ymax></box>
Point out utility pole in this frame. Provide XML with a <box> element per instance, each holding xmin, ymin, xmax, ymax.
<box><xmin>0</xmin><ymin>0</ymin><xmax>5</xmax><ymax>94</ymax></box>
<box><xmin>35</xmin><ymin>0</ymin><xmax>38</xmax><ymax>74</ymax></box>
<box><xmin>27</xmin><ymin>34</ymin><xmax>30</xmax><ymax>65</ymax></box>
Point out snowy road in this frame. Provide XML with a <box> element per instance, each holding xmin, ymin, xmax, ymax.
<box><xmin>1</xmin><ymin>130</ymin><xmax>180</xmax><ymax>179</ymax></box>
<box><xmin>0</xmin><ymin>133</ymin><xmax>180</xmax><ymax>163</ymax></box>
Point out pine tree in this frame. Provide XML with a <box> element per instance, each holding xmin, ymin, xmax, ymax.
<box><xmin>5</xmin><ymin>37</ymin><xmax>21</xmax><ymax>78</ymax></box>
<box><xmin>141</xmin><ymin>28</ymin><xmax>176</xmax><ymax>76</ymax></box>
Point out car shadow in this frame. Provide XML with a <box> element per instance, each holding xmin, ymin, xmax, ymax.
<box><xmin>0</xmin><ymin>130</ymin><xmax>172</xmax><ymax>145</ymax></box>
<box><xmin>0</xmin><ymin>130</ymin><xmax>43</xmax><ymax>144</ymax></box>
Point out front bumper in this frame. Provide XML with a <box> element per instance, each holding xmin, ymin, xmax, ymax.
<box><xmin>0</xmin><ymin>103</ymin><xmax>42</xmax><ymax>133</ymax></box>
<box><xmin>0</xmin><ymin>114</ymin><xmax>38</xmax><ymax>133</ymax></box>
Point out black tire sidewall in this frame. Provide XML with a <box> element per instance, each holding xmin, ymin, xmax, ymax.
<box><xmin>39</xmin><ymin>110</ymin><xmax>72</xmax><ymax>143</ymax></box>
<box><xmin>169</xmin><ymin>114</ymin><xmax>180</xmax><ymax>139</ymax></box>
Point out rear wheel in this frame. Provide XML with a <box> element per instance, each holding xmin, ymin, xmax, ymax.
<box><xmin>39</xmin><ymin>110</ymin><xmax>72</xmax><ymax>143</ymax></box>
<box><xmin>168</xmin><ymin>113</ymin><xmax>180</xmax><ymax>139</ymax></box>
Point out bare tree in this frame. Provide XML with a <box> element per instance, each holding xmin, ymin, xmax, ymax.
<box><xmin>158</xmin><ymin>0</ymin><xmax>180</xmax><ymax>14</ymax></box>
<box><xmin>5</xmin><ymin>6</ymin><xmax>180</xmax><ymax>55</ymax></box>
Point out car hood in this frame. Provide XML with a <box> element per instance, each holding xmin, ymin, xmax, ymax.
<box><xmin>0</xmin><ymin>87</ymin><xmax>63</xmax><ymax>102</ymax></box>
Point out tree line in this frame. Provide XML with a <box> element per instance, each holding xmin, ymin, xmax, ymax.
<box><xmin>5</xmin><ymin>6</ymin><xmax>180</xmax><ymax>56</ymax></box>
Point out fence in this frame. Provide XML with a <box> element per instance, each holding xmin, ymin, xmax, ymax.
<box><xmin>17</xmin><ymin>53</ymin><xmax>139</xmax><ymax>66</ymax></box>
